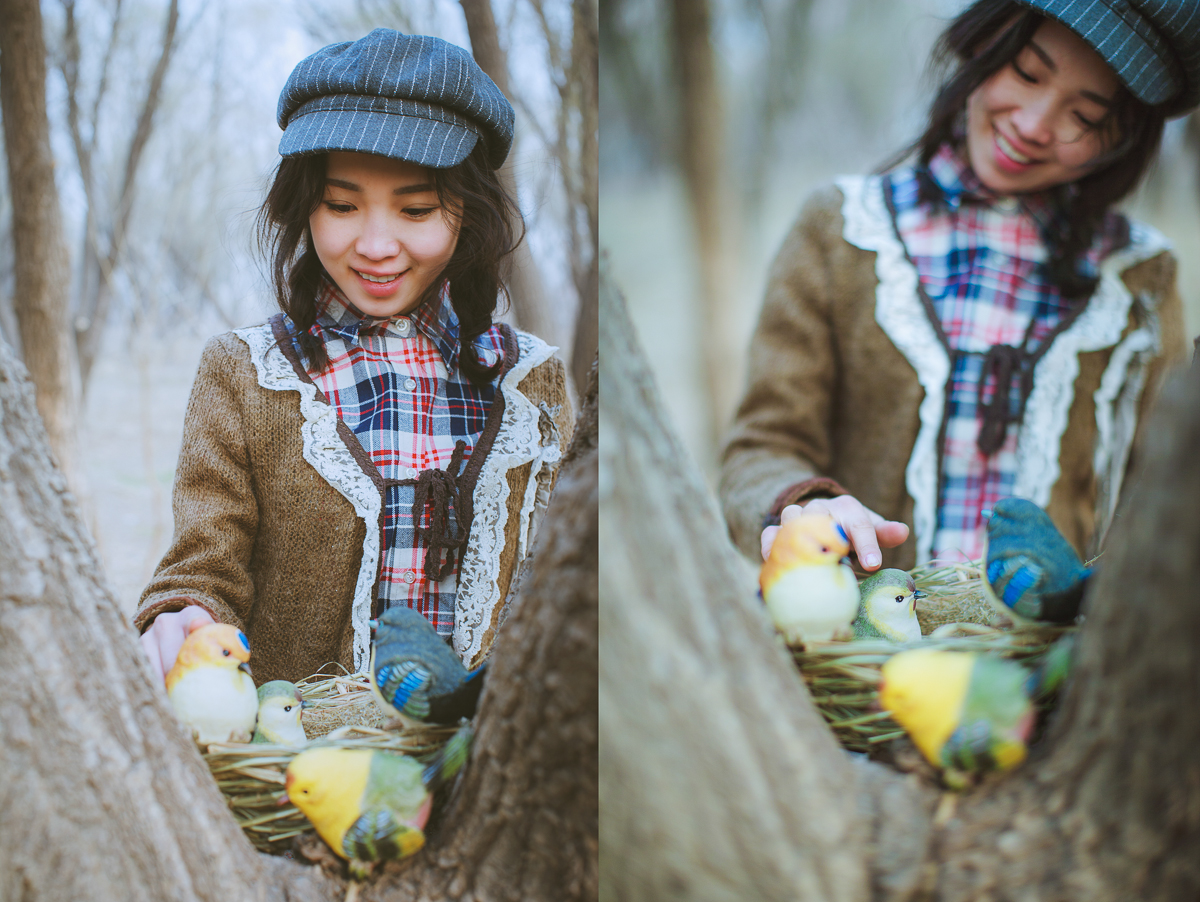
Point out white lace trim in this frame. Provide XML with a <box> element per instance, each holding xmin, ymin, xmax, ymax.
<box><xmin>1011</xmin><ymin>222</ymin><xmax>1170</xmax><ymax>506</ymax></box>
<box><xmin>838</xmin><ymin>174</ymin><xmax>949</xmax><ymax>565</ymax></box>
<box><xmin>453</xmin><ymin>330</ymin><xmax>560</xmax><ymax>667</ymax></box>
<box><xmin>838</xmin><ymin>178</ymin><xmax>1169</xmax><ymax>563</ymax></box>
<box><xmin>235</xmin><ymin>323</ymin><xmax>380</xmax><ymax>674</ymax></box>
<box><xmin>1091</xmin><ymin>295</ymin><xmax>1160</xmax><ymax>548</ymax></box>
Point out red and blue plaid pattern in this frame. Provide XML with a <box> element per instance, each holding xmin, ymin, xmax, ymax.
<box><xmin>308</xmin><ymin>278</ymin><xmax>503</xmax><ymax>635</ymax></box>
<box><xmin>889</xmin><ymin>145</ymin><xmax>1125</xmax><ymax>562</ymax></box>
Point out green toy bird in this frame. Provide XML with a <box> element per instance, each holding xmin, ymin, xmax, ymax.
<box><xmin>853</xmin><ymin>569</ymin><xmax>925</xmax><ymax>642</ymax></box>
<box><xmin>880</xmin><ymin>648</ymin><xmax>1035</xmax><ymax>786</ymax></box>
<box><xmin>251</xmin><ymin>680</ymin><xmax>307</xmax><ymax>745</ymax></box>
<box><xmin>285</xmin><ymin>723</ymin><xmax>472</xmax><ymax>880</ymax></box>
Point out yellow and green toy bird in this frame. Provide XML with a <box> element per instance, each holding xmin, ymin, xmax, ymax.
<box><xmin>252</xmin><ymin>680</ymin><xmax>307</xmax><ymax>745</ymax></box>
<box><xmin>285</xmin><ymin>724</ymin><xmax>472</xmax><ymax>879</ymax></box>
<box><xmin>879</xmin><ymin>648</ymin><xmax>1035</xmax><ymax>781</ymax></box>
<box><xmin>760</xmin><ymin>512</ymin><xmax>859</xmax><ymax>646</ymax></box>
<box><xmin>853</xmin><ymin>569</ymin><xmax>925</xmax><ymax>643</ymax></box>
<box><xmin>165</xmin><ymin>622</ymin><xmax>258</xmax><ymax>746</ymax></box>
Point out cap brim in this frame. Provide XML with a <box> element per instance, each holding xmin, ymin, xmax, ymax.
<box><xmin>279</xmin><ymin>108</ymin><xmax>479</xmax><ymax>168</ymax></box>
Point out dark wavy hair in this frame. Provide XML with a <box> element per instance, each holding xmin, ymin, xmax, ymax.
<box><xmin>256</xmin><ymin>142</ymin><xmax>521</xmax><ymax>383</ymax></box>
<box><xmin>895</xmin><ymin>0</ymin><xmax>1166</xmax><ymax>298</ymax></box>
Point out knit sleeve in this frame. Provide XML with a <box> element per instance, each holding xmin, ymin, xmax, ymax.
<box><xmin>719</xmin><ymin>186</ymin><xmax>845</xmax><ymax>560</ymax></box>
<box><xmin>133</xmin><ymin>335</ymin><xmax>260</xmax><ymax>634</ymax></box>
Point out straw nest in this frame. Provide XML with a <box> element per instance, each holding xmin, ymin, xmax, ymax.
<box><xmin>203</xmin><ymin>669</ymin><xmax>456</xmax><ymax>853</ymax></box>
<box><xmin>794</xmin><ymin>560</ymin><xmax>1076</xmax><ymax>754</ymax></box>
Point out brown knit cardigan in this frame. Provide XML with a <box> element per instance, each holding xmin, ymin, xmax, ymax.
<box><xmin>721</xmin><ymin>177</ymin><xmax>1187</xmax><ymax>568</ymax></box>
<box><xmin>135</xmin><ymin>322</ymin><xmax>572</xmax><ymax>683</ymax></box>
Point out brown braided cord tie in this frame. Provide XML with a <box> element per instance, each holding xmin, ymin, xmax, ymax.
<box><xmin>976</xmin><ymin>343</ymin><xmax>1035</xmax><ymax>457</ymax></box>
<box><xmin>385</xmin><ymin>440</ymin><xmax>469</xmax><ymax>583</ymax></box>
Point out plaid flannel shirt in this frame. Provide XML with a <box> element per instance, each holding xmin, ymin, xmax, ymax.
<box><xmin>308</xmin><ymin>278</ymin><xmax>503</xmax><ymax>635</ymax></box>
<box><xmin>888</xmin><ymin>145</ymin><xmax>1125</xmax><ymax>562</ymax></box>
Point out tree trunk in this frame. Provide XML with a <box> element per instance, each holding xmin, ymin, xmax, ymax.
<box><xmin>599</xmin><ymin>260</ymin><xmax>1200</xmax><ymax>901</ymax></box>
<box><xmin>0</xmin><ymin>0</ymin><xmax>82</xmax><ymax>481</ymax></box>
<box><xmin>459</xmin><ymin>0</ymin><xmax>560</xmax><ymax>351</ymax></box>
<box><xmin>667</xmin><ymin>0</ymin><xmax>741</xmax><ymax>454</ymax></box>
<box><xmin>0</xmin><ymin>327</ymin><xmax>597</xmax><ymax>900</ymax></box>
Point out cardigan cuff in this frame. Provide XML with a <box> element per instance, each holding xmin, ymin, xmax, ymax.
<box><xmin>763</xmin><ymin>477</ymin><xmax>851</xmax><ymax>528</ymax></box>
<box><xmin>132</xmin><ymin>593</ymin><xmax>231</xmax><ymax>635</ymax></box>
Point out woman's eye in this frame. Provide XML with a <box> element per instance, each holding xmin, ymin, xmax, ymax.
<box><xmin>404</xmin><ymin>206</ymin><xmax>437</xmax><ymax>218</ymax></box>
<box><xmin>324</xmin><ymin>201</ymin><xmax>354</xmax><ymax>213</ymax></box>
<box><xmin>1012</xmin><ymin>61</ymin><xmax>1037</xmax><ymax>84</ymax></box>
<box><xmin>1074</xmin><ymin>111</ymin><xmax>1099</xmax><ymax>130</ymax></box>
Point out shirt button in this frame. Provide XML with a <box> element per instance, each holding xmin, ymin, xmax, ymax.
<box><xmin>404</xmin><ymin>572</ymin><xmax>417</xmax><ymax>584</ymax></box>
<box><xmin>404</xmin><ymin>377</ymin><xmax>417</xmax><ymax>391</ymax></box>
<box><xmin>395</xmin><ymin>319</ymin><xmax>411</xmax><ymax>335</ymax></box>
<box><xmin>407</xmin><ymin>467</ymin><xmax>419</xmax><ymax>478</ymax></box>
<box><xmin>994</xmin><ymin>196</ymin><xmax>1018</xmax><ymax>212</ymax></box>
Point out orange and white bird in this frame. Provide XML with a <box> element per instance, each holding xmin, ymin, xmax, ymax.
<box><xmin>165</xmin><ymin>622</ymin><xmax>258</xmax><ymax>745</ymax></box>
<box><xmin>760</xmin><ymin>512</ymin><xmax>859</xmax><ymax>645</ymax></box>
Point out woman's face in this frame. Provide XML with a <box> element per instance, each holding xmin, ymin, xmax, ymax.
<box><xmin>309</xmin><ymin>151</ymin><xmax>461</xmax><ymax>318</ymax></box>
<box><xmin>965</xmin><ymin>18</ymin><xmax>1120</xmax><ymax>195</ymax></box>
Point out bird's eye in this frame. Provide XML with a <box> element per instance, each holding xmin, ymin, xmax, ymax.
<box><xmin>222</xmin><ymin>649</ymin><xmax>231</xmax><ymax>656</ymax></box>
<box><xmin>821</xmin><ymin>546</ymin><xmax>829</xmax><ymax>554</ymax></box>
<box><xmin>895</xmin><ymin>595</ymin><xmax>904</xmax><ymax>603</ymax></box>
<box><xmin>284</xmin><ymin>705</ymin><xmax>293</xmax><ymax>712</ymax></box>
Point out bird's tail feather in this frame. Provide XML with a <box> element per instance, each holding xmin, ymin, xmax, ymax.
<box><xmin>422</xmin><ymin>723</ymin><xmax>473</xmax><ymax>791</ymax></box>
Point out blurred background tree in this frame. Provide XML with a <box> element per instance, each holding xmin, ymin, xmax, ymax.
<box><xmin>601</xmin><ymin>0</ymin><xmax>1200</xmax><ymax>479</ymax></box>
<box><xmin>0</xmin><ymin>0</ymin><xmax>595</xmax><ymax>611</ymax></box>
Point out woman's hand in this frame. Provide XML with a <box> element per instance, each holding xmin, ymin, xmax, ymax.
<box><xmin>140</xmin><ymin>605</ymin><xmax>216</xmax><ymax>684</ymax></box>
<box><xmin>760</xmin><ymin>497</ymin><xmax>910</xmax><ymax>570</ymax></box>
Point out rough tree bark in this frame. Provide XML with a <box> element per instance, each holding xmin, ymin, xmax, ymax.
<box><xmin>0</xmin><ymin>340</ymin><xmax>598</xmax><ymax>896</ymax></box>
<box><xmin>459</xmin><ymin>0</ymin><xmax>559</xmax><ymax>352</ymax></box>
<box><xmin>0</xmin><ymin>0</ymin><xmax>82</xmax><ymax>480</ymax></box>
<box><xmin>599</xmin><ymin>262</ymin><xmax>1200</xmax><ymax>902</ymax></box>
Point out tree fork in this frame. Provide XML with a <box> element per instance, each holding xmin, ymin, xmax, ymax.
<box><xmin>598</xmin><ymin>259</ymin><xmax>1200</xmax><ymax>902</ymax></box>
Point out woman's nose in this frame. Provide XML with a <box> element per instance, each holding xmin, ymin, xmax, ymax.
<box><xmin>1010</xmin><ymin>95</ymin><xmax>1057</xmax><ymax>145</ymax></box>
<box><xmin>355</xmin><ymin>213</ymin><xmax>401</xmax><ymax>260</ymax></box>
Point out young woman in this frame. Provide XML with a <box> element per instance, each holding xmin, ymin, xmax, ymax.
<box><xmin>721</xmin><ymin>0</ymin><xmax>1197</xmax><ymax>570</ymax></box>
<box><xmin>137</xmin><ymin>29</ymin><xmax>571</xmax><ymax>685</ymax></box>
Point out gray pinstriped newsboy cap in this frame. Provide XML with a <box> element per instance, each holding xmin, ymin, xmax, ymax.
<box><xmin>1019</xmin><ymin>0</ymin><xmax>1200</xmax><ymax>115</ymax></box>
<box><xmin>277</xmin><ymin>29</ymin><xmax>514</xmax><ymax>169</ymax></box>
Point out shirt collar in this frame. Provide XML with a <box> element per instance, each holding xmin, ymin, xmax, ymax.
<box><xmin>924</xmin><ymin>143</ymin><xmax>1058</xmax><ymax>230</ymax></box>
<box><xmin>312</xmin><ymin>276</ymin><xmax>462</xmax><ymax>373</ymax></box>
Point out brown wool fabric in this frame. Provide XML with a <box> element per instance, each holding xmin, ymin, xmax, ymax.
<box><xmin>720</xmin><ymin>185</ymin><xmax>1187</xmax><ymax>567</ymax></box>
<box><xmin>135</xmin><ymin>331</ymin><xmax>572</xmax><ymax>682</ymax></box>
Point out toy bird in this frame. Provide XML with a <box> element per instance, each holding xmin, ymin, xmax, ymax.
<box><xmin>252</xmin><ymin>680</ymin><xmax>308</xmax><ymax>745</ymax></box>
<box><xmin>760</xmin><ymin>512</ymin><xmax>859</xmax><ymax>645</ymax></box>
<box><xmin>285</xmin><ymin>724</ymin><xmax>472</xmax><ymax>879</ymax></box>
<box><xmin>982</xmin><ymin>497</ymin><xmax>1091</xmax><ymax>624</ymax></box>
<box><xmin>165</xmin><ymin>622</ymin><xmax>258</xmax><ymax>746</ymax></box>
<box><xmin>879</xmin><ymin>648</ymin><xmax>1035</xmax><ymax>783</ymax></box>
<box><xmin>853</xmin><ymin>569</ymin><xmax>925</xmax><ymax>642</ymax></box>
<box><xmin>1025</xmin><ymin>632</ymin><xmax>1077</xmax><ymax>702</ymax></box>
<box><xmin>368</xmin><ymin>605</ymin><xmax>486</xmax><ymax>727</ymax></box>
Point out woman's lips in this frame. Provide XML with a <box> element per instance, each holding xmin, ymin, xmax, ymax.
<box><xmin>993</xmin><ymin>130</ymin><xmax>1039</xmax><ymax>174</ymax></box>
<box><xmin>354</xmin><ymin>269</ymin><xmax>404</xmax><ymax>298</ymax></box>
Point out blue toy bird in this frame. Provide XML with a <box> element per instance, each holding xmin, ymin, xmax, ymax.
<box><xmin>368</xmin><ymin>606</ymin><xmax>486</xmax><ymax>727</ymax></box>
<box><xmin>981</xmin><ymin>498</ymin><xmax>1091</xmax><ymax>624</ymax></box>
